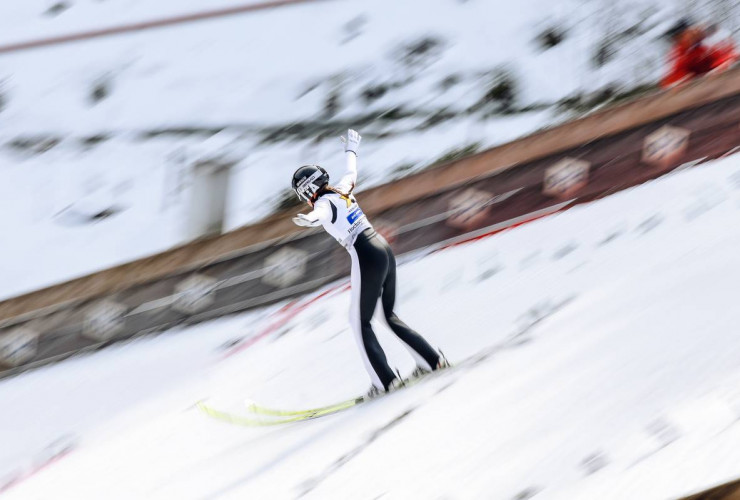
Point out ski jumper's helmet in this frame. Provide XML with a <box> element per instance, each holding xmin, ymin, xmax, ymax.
<box><xmin>292</xmin><ymin>165</ymin><xmax>329</xmax><ymax>203</ymax></box>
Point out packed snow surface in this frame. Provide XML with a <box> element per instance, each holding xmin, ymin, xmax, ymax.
<box><xmin>2</xmin><ymin>154</ymin><xmax>740</xmax><ymax>499</ymax></box>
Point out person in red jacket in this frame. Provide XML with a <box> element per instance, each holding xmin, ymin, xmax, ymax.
<box><xmin>705</xmin><ymin>24</ymin><xmax>738</xmax><ymax>70</ymax></box>
<box><xmin>662</xmin><ymin>22</ymin><xmax>738</xmax><ymax>88</ymax></box>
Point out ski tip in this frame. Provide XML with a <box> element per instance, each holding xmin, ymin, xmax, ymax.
<box><xmin>196</xmin><ymin>400</ymin><xmax>219</xmax><ymax>416</ymax></box>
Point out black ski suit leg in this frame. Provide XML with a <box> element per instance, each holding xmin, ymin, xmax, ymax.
<box><xmin>379</xmin><ymin>239</ymin><xmax>440</xmax><ymax>371</ymax></box>
<box><xmin>350</xmin><ymin>235</ymin><xmax>397</xmax><ymax>390</ymax></box>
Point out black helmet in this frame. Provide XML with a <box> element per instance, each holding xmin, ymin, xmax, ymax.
<box><xmin>292</xmin><ymin>165</ymin><xmax>329</xmax><ymax>203</ymax></box>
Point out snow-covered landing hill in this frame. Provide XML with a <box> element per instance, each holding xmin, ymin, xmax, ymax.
<box><xmin>2</xmin><ymin>152</ymin><xmax>740</xmax><ymax>499</ymax></box>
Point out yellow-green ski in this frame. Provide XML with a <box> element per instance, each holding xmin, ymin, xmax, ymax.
<box><xmin>245</xmin><ymin>397</ymin><xmax>361</xmax><ymax>418</ymax></box>
<box><xmin>196</xmin><ymin>398</ymin><xmax>360</xmax><ymax>427</ymax></box>
<box><xmin>243</xmin><ymin>371</ymin><xmax>435</xmax><ymax>420</ymax></box>
<box><xmin>198</xmin><ymin>363</ymin><xmax>455</xmax><ymax>427</ymax></box>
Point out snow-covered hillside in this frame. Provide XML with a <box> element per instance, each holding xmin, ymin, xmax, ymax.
<box><xmin>0</xmin><ymin>0</ymin><xmax>734</xmax><ymax>300</ymax></box>
<box><xmin>0</xmin><ymin>0</ymin><xmax>673</xmax><ymax>133</ymax></box>
<box><xmin>2</xmin><ymin>153</ymin><xmax>740</xmax><ymax>499</ymax></box>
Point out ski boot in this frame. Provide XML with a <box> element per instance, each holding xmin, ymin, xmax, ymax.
<box><xmin>410</xmin><ymin>350</ymin><xmax>451</xmax><ymax>379</ymax></box>
<box><xmin>435</xmin><ymin>350</ymin><xmax>451</xmax><ymax>370</ymax></box>
<box><xmin>365</xmin><ymin>376</ymin><xmax>404</xmax><ymax>400</ymax></box>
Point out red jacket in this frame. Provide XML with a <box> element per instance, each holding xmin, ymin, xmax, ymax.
<box><xmin>662</xmin><ymin>29</ymin><xmax>738</xmax><ymax>88</ymax></box>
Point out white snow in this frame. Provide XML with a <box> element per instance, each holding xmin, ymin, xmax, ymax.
<box><xmin>2</xmin><ymin>153</ymin><xmax>740</xmax><ymax>499</ymax></box>
<box><xmin>1</xmin><ymin>0</ymin><xmax>721</xmax><ymax>299</ymax></box>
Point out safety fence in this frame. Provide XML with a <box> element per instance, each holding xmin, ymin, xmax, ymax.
<box><xmin>680</xmin><ymin>478</ymin><xmax>740</xmax><ymax>499</ymax></box>
<box><xmin>0</xmin><ymin>0</ymin><xmax>328</xmax><ymax>55</ymax></box>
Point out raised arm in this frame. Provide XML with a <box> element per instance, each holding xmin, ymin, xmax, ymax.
<box><xmin>335</xmin><ymin>129</ymin><xmax>361</xmax><ymax>194</ymax></box>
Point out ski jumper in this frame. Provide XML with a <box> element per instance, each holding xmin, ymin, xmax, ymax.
<box><xmin>300</xmin><ymin>152</ymin><xmax>440</xmax><ymax>390</ymax></box>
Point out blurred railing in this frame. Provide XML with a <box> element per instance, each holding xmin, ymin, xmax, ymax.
<box><xmin>2</xmin><ymin>68</ymin><xmax>740</xmax><ymax>377</ymax></box>
<box><xmin>679</xmin><ymin>478</ymin><xmax>740</xmax><ymax>499</ymax></box>
<box><xmin>0</xmin><ymin>0</ymin><xmax>329</xmax><ymax>55</ymax></box>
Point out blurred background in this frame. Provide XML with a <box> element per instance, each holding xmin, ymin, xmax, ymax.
<box><xmin>2</xmin><ymin>1</ymin><xmax>740</xmax><ymax>499</ymax></box>
<box><xmin>0</xmin><ymin>0</ymin><xmax>737</xmax><ymax>299</ymax></box>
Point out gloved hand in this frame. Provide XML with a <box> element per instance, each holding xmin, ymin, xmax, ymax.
<box><xmin>292</xmin><ymin>214</ymin><xmax>319</xmax><ymax>227</ymax></box>
<box><xmin>341</xmin><ymin>129</ymin><xmax>361</xmax><ymax>155</ymax></box>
